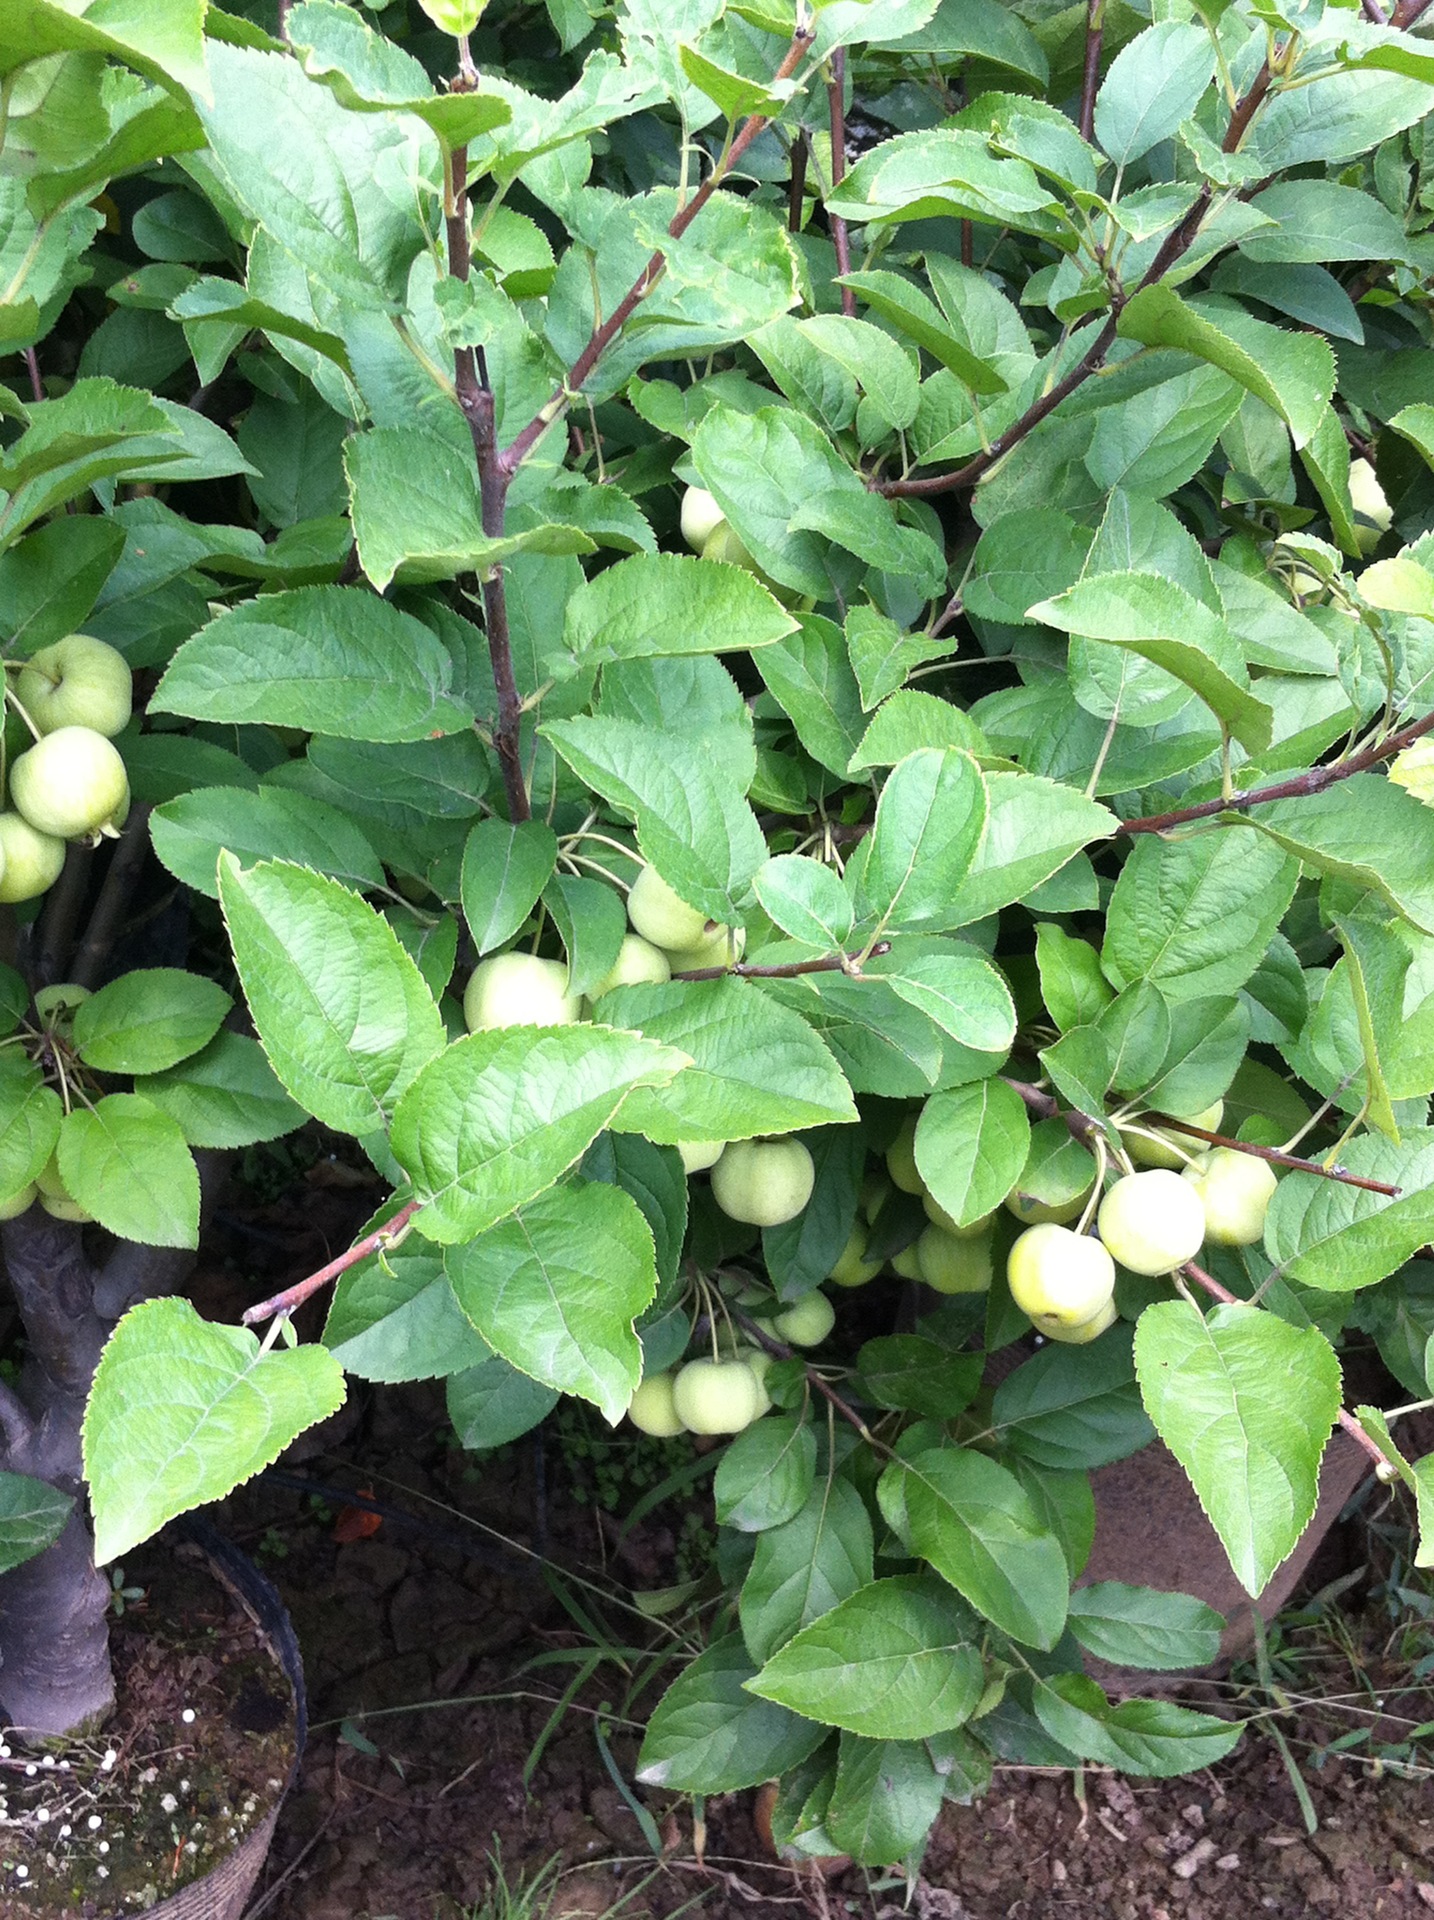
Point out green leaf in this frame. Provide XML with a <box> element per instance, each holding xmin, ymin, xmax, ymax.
<box><xmin>1033</xmin><ymin>1675</ymin><xmax>1242</xmax><ymax>1776</ymax></box>
<box><xmin>446</xmin><ymin>1181</ymin><xmax>656</xmax><ymax>1423</ymax></box>
<box><xmin>1036</xmin><ymin>924</ymin><xmax>1114</xmax><ymax>1032</ymax></box>
<box><xmin>914</xmin><ymin>1079</ymin><xmax>1029</xmax><ymax>1227</ymax></box>
<box><xmin>1116</xmin><ymin>285</ymin><xmax>1335</xmax><ymax>451</ymax></box>
<box><xmin>0</xmin><ymin>1471</ymin><xmax>73</xmax><ymax>1576</ymax></box>
<box><xmin>992</xmin><ymin>1326</ymin><xmax>1155</xmax><ymax>1471</ymax></box>
<box><xmin>739</xmin><ymin>1475</ymin><xmax>874</xmax><ymax>1664</ymax></box>
<box><xmin>1030</xmin><ymin>572</ymin><xmax>1273</xmax><ymax>752</ymax></box>
<box><xmin>565</xmin><ymin>550</ymin><xmax>796</xmax><ymax>663</ymax></box>
<box><xmin>714</xmin><ymin>1412</ymin><xmax>817</xmax><ymax>1532</ymax></box>
<box><xmin>151</xmin><ymin>785</ymin><xmax>386</xmax><ymax>899</ymax></box>
<box><xmin>1093</xmin><ymin>23</ymin><xmax>1216</xmax><ymax>165</ymax></box>
<box><xmin>943</xmin><ymin>771</ymin><xmax>1117</xmax><ymax>926</ymax></box>
<box><xmin>544</xmin><ymin>872</ymin><xmax>628</xmax><ymax>1000</ymax></box>
<box><xmin>690</xmin><ymin>404</ymin><xmax>864</xmax><ymax>599</ymax></box>
<box><xmin>888</xmin><ymin>951</ymin><xmax>1015</xmax><ymax>1056</ymax></box>
<box><xmin>324</xmin><ymin>1246</ymin><xmax>490</xmax><ymax>1383</ymax></box>
<box><xmin>289</xmin><ymin>0</ymin><xmax>511</xmax><ymax>143</ymax></box>
<box><xmin>755</xmin><ymin>617</ymin><xmax>869</xmax><ymax>779</ymax></box>
<box><xmin>1066</xmin><ymin>1583</ymin><xmax>1225</xmax><ymax>1671</ymax></box>
<box><xmin>58</xmin><ymin>1096</ymin><xmax>200</xmax><ymax>1249</ymax></box>
<box><xmin>853</xmin><ymin>749</ymin><xmax>988</xmax><ymax>933</ymax></box>
<box><xmin>219</xmin><ymin>856</ymin><xmax>446</xmax><ymax>1136</ymax></box>
<box><xmin>607</xmin><ymin>978</ymin><xmax>858</xmax><ymax>1142</ymax></box>
<box><xmin>1245</xmin><ymin>777</ymin><xmax>1434</xmax><ymax>936</ymax></box>
<box><xmin>1133</xmin><ymin>1300</ymin><xmax>1342</xmax><ymax>1596</ymax></box>
<box><xmin>153</xmin><ymin>587</ymin><xmax>474</xmax><ymax>743</ymax></box>
<box><xmin>826</xmin><ymin>130</ymin><xmax>1064</xmax><ymax>237</ymax></box>
<box><xmin>763</xmin><ymin>1125</ymin><xmax>865</xmax><ymax>1302</ymax></box>
<box><xmin>83</xmin><ymin>1296</ymin><xmax>346</xmax><ymax>1565</ymax></box>
<box><xmin>748</xmin><ymin>1574</ymin><xmax>983</xmax><ymax>1741</ymax></box>
<box><xmin>636</xmin><ymin>1634</ymin><xmax>827</xmax><ymax>1793</ymax></box>
<box><xmin>447</xmin><ymin>1356</ymin><xmax>557</xmax><ymax>1449</ymax></box>
<box><xmin>1241</xmin><ymin>181</ymin><xmax>1412</xmax><ymax>265</ymax></box>
<box><xmin>346</xmin><ymin>425</ymin><xmax>594</xmax><ymax>591</ymax></box>
<box><xmin>461</xmin><ymin>819</ymin><xmax>559</xmax><ymax>956</ymax></box>
<box><xmin>856</xmin><ymin>1337</ymin><xmax>983</xmax><ymax>1420</ymax></box>
<box><xmin>1264</xmin><ymin>1129</ymin><xmax>1434</xmax><ymax>1294</ymax></box>
<box><xmin>0</xmin><ymin>1059</ymin><xmax>63</xmax><ymax>1202</ymax></box>
<box><xmin>72</xmin><ymin>968</ymin><xmax>231</xmax><ymax>1076</ymax></box>
<box><xmin>390</xmin><ymin>1025</ymin><xmax>687</xmax><ymax>1244</ymax></box>
<box><xmin>895</xmin><ymin>1445</ymin><xmax>1070</xmax><ymax>1649</ymax></box>
<box><xmin>543</xmin><ymin>714</ymin><xmax>765</xmax><ymax>925</ymax></box>
<box><xmin>754</xmin><ymin>856</ymin><xmax>854</xmax><ymax>951</ymax></box>
<box><xmin>848</xmin><ymin>690</ymin><xmax>989</xmax><ymax>772</ymax></box>
<box><xmin>0</xmin><ymin>0</ymin><xmax>209</xmax><ymax>101</ymax></box>
<box><xmin>839</xmin><ymin>269</ymin><xmax>1007</xmax><ymax>393</ymax></box>
<box><xmin>824</xmin><ymin>1734</ymin><xmax>945</xmax><ymax>1865</ymax></box>
<box><xmin>0</xmin><ymin>516</ymin><xmax>125</xmax><ymax>656</ymax></box>
<box><xmin>1102</xmin><ymin>828</ymin><xmax>1298</xmax><ymax>1001</ymax></box>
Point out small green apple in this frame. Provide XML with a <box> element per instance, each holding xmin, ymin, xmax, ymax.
<box><xmin>677</xmin><ymin>1139</ymin><xmax>727</xmax><ymax>1174</ymax></box>
<box><xmin>1007</xmin><ymin>1223</ymin><xmax>1116</xmax><ymax>1331</ymax></box>
<box><xmin>773</xmin><ymin>1290</ymin><xmax>835</xmax><ymax>1346</ymax></box>
<box><xmin>35</xmin><ymin>1153</ymin><xmax>66</xmax><ymax>1201</ymax></box>
<box><xmin>1041</xmin><ymin>1298</ymin><xmax>1119</xmax><ymax>1344</ymax></box>
<box><xmin>1388</xmin><ymin>738</ymin><xmax>1434</xmax><ymax>806</ymax></box>
<box><xmin>0</xmin><ymin>812</ymin><xmax>66</xmax><ymax>903</ymax></box>
<box><xmin>1181</xmin><ymin>1148</ymin><xmax>1278</xmax><ymax>1247</ymax></box>
<box><xmin>9</xmin><ymin>726</ymin><xmax>129</xmax><ymax>840</ymax></box>
<box><xmin>916</xmin><ymin>1224</ymin><xmax>993</xmax><ymax>1295</ymax></box>
<box><xmin>34</xmin><ymin>982</ymin><xmax>91</xmax><ymax>1026</ymax></box>
<box><xmin>587</xmin><ymin>934</ymin><xmax>671</xmax><ymax>1001</ymax></box>
<box><xmin>15</xmin><ymin>634</ymin><xmax>132</xmax><ymax>739</ymax></box>
<box><xmin>463</xmin><ymin>952</ymin><xmax>581</xmax><ymax>1031</ymax></box>
<box><xmin>710</xmin><ymin>1137</ymin><xmax>815</xmax><ymax>1226</ymax></box>
<box><xmin>861</xmin><ymin>1168</ymin><xmax>892</xmax><ymax>1222</ymax></box>
<box><xmin>736</xmin><ymin>1344</ymin><xmax>775</xmax><ymax>1414</ymax></box>
<box><xmin>40</xmin><ymin>1190</ymin><xmax>93</xmax><ymax>1222</ymax></box>
<box><xmin>665</xmin><ymin>924</ymin><xmax>745</xmax><ymax>972</ymax></box>
<box><xmin>922</xmin><ymin>1192</ymin><xmax>994</xmax><ymax>1239</ymax></box>
<box><xmin>627</xmin><ymin>1373</ymin><xmax>685</xmax><ymax>1436</ymax></box>
<box><xmin>680</xmin><ymin>486</ymin><xmax>727</xmax><ymax>553</ymax></box>
<box><xmin>1124</xmin><ymin>1100</ymin><xmax>1224</xmax><ymax>1170</ymax></box>
<box><xmin>0</xmin><ymin>1182</ymin><xmax>36</xmax><ymax>1220</ymax></box>
<box><xmin>1097</xmin><ymin>1169</ymin><xmax>1206</xmax><ymax>1275</ymax></box>
<box><xmin>885</xmin><ymin>1117</ymin><xmax>924</xmax><ymax>1195</ymax></box>
<box><xmin>890</xmin><ymin>1242</ymin><xmax>924</xmax><ymax>1280</ymax></box>
<box><xmin>672</xmin><ymin>1357</ymin><xmax>763</xmax><ymax>1434</ymax></box>
<box><xmin>1004</xmin><ymin>1185</ymin><xmax>1089</xmax><ymax>1227</ymax></box>
<box><xmin>626</xmin><ymin>865</ymin><xmax>709</xmax><ymax>951</ymax></box>
<box><xmin>828</xmin><ymin>1223</ymin><xmax>882</xmax><ymax>1288</ymax></box>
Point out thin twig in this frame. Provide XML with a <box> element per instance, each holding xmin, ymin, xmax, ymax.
<box><xmin>1154</xmin><ymin>1115</ymin><xmax>1400</xmax><ymax>1195</ymax></box>
<box><xmin>670</xmin><ymin>940</ymin><xmax>890</xmax><ymax>983</ymax></box>
<box><xmin>70</xmin><ymin>804</ymin><xmax>153</xmax><ymax>990</ymax></box>
<box><xmin>732</xmin><ymin>1308</ymin><xmax>881</xmax><ymax>1446</ymax></box>
<box><xmin>788</xmin><ymin>128</ymin><xmax>809</xmax><ymax>233</ymax></box>
<box><xmin>22</xmin><ymin>348</ymin><xmax>43</xmax><ymax>406</ymax></box>
<box><xmin>1393</xmin><ymin>0</ymin><xmax>1434</xmax><ymax>24</ymax></box>
<box><xmin>1363</xmin><ymin>0</ymin><xmax>1390</xmax><ymax>23</ymax></box>
<box><xmin>1181</xmin><ymin>1262</ymin><xmax>1393</xmax><ymax>1471</ymax></box>
<box><xmin>827</xmin><ymin>49</ymin><xmax>856</xmax><ymax>316</ymax></box>
<box><xmin>1122</xmin><ymin>705</ymin><xmax>1434</xmax><ymax>837</ymax></box>
<box><xmin>1078</xmin><ymin>0</ymin><xmax>1105</xmax><ymax>142</ymax></box>
<box><xmin>240</xmin><ymin>1199</ymin><xmax>422</xmax><ymax>1326</ymax></box>
<box><xmin>499</xmin><ymin>27</ymin><xmax>814</xmax><ymax>478</ymax></box>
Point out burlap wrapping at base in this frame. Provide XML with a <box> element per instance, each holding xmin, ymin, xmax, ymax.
<box><xmin>105</xmin><ymin>1519</ymin><xmax>307</xmax><ymax>1920</ymax></box>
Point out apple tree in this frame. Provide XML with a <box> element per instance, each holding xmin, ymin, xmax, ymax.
<box><xmin>2</xmin><ymin>0</ymin><xmax>1434</xmax><ymax>1866</ymax></box>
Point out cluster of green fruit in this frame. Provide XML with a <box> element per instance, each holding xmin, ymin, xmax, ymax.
<box><xmin>627</xmin><ymin>1290</ymin><xmax>835</xmax><ymax>1436</ymax></box>
<box><xmin>0</xmin><ymin>634</ymin><xmax>132</xmax><ymax>904</ymax></box>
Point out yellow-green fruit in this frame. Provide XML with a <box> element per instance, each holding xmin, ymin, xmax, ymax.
<box><xmin>861</xmin><ymin>1169</ymin><xmax>892</xmax><ymax>1223</ymax></box>
<box><xmin>1097</xmin><ymin>1170</ymin><xmax>1206</xmax><ymax>1275</ymax></box>
<box><xmin>16</xmin><ymin>634</ymin><xmax>132</xmax><ymax>738</ymax></box>
<box><xmin>0</xmin><ymin>812</ymin><xmax>66</xmax><ymax>902</ymax></box>
<box><xmin>10</xmin><ymin>726</ymin><xmax>128</xmax><ymax>840</ymax></box>
<box><xmin>1004</xmin><ymin>1185</ymin><xmax>1088</xmax><ymax>1227</ymax></box>
<box><xmin>463</xmin><ymin>952</ymin><xmax>581</xmax><ymax>1031</ymax></box>
<box><xmin>1388</xmin><ymin>738</ymin><xmax>1434</xmax><ymax>806</ymax></box>
<box><xmin>1349</xmin><ymin>458</ymin><xmax>1393</xmax><ymax>551</ymax></box>
<box><xmin>665</xmin><ymin>924</ymin><xmax>745</xmax><ymax>972</ymax></box>
<box><xmin>35</xmin><ymin>1153</ymin><xmax>67</xmax><ymax>1201</ymax></box>
<box><xmin>626</xmin><ymin>865</ymin><xmax>709</xmax><ymax>951</ymax></box>
<box><xmin>627</xmin><ymin>1373</ymin><xmax>685</xmax><ymax>1437</ymax></box>
<box><xmin>40</xmin><ymin>1190</ymin><xmax>92</xmax><ymax>1222</ymax></box>
<box><xmin>1040</xmin><ymin>1298</ymin><xmax>1119</xmax><ymax>1344</ymax></box>
<box><xmin>677</xmin><ymin>1139</ymin><xmax>727</xmax><ymax>1174</ymax></box>
<box><xmin>34</xmin><ymin>982</ymin><xmax>90</xmax><ymax>1025</ymax></box>
<box><xmin>890</xmin><ymin>1243</ymin><xmax>924</xmax><ymax>1280</ymax></box>
<box><xmin>710</xmin><ymin>1137</ymin><xmax>815</xmax><ymax>1227</ymax></box>
<box><xmin>828</xmin><ymin>1224</ymin><xmax>882</xmax><ymax>1288</ymax></box>
<box><xmin>671</xmin><ymin>1358</ymin><xmax>763</xmax><ymax>1434</ymax></box>
<box><xmin>0</xmin><ymin>1182</ymin><xmax>36</xmax><ymax>1219</ymax></box>
<box><xmin>885</xmin><ymin>1117</ymin><xmax>924</xmax><ymax>1195</ymax></box>
<box><xmin>773</xmin><ymin>1290</ymin><xmax>835</xmax><ymax>1346</ymax></box>
<box><xmin>588</xmin><ymin>934</ymin><xmax>671</xmax><ymax>1000</ymax></box>
<box><xmin>922</xmin><ymin>1192</ymin><xmax>993</xmax><ymax>1238</ymax></box>
<box><xmin>736</xmin><ymin>1345</ymin><xmax>774</xmax><ymax>1415</ymax></box>
<box><xmin>680</xmin><ymin>486</ymin><xmax>726</xmax><ymax>552</ymax></box>
<box><xmin>1124</xmin><ymin>1100</ymin><xmax>1224</xmax><ymax>1171</ymax></box>
<box><xmin>1007</xmin><ymin>1223</ymin><xmax>1116</xmax><ymax>1330</ymax></box>
<box><xmin>1181</xmin><ymin>1148</ymin><xmax>1278</xmax><ymax>1247</ymax></box>
<box><xmin>916</xmin><ymin>1225</ymin><xmax>993</xmax><ymax>1295</ymax></box>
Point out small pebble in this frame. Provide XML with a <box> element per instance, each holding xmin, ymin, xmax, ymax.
<box><xmin>181</xmin><ymin>1708</ymin><xmax>196</xmax><ymax>1724</ymax></box>
<box><xmin>1172</xmin><ymin>1837</ymin><xmax>1218</xmax><ymax>1879</ymax></box>
<box><xmin>87</xmin><ymin>1814</ymin><xmax>102</xmax><ymax>1830</ymax></box>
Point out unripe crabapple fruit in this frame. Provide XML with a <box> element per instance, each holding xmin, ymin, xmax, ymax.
<box><xmin>626</xmin><ymin>1373</ymin><xmax>685</xmax><ymax>1436</ymax></box>
<box><xmin>710</xmin><ymin>1137</ymin><xmax>815</xmax><ymax>1227</ymax></box>
<box><xmin>626</xmin><ymin>866</ymin><xmax>709</xmax><ymax>951</ymax></box>
<box><xmin>772</xmin><ymin>1290</ymin><xmax>835</xmax><ymax>1346</ymax></box>
<box><xmin>680</xmin><ymin>487</ymin><xmax>727</xmax><ymax>552</ymax></box>
<box><xmin>1181</xmin><ymin>1148</ymin><xmax>1278</xmax><ymax>1247</ymax></box>
<box><xmin>1007</xmin><ymin>1223</ymin><xmax>1115</xmax><ymax>1331</ymax></box>
<box><xmin>1097</xmin><ymin>1169</ymin><xmax>1206</xmax><ymax>1275</ymax></box>
<box><xmin>672</xmin><ymin>1358</ymin><xmax>763</xmax><ymax>1434</ymax></box>
<box><xmin>463</xmin><ymin>952</ymin><xmax>581</xmax><ymax>1031</ymax></box>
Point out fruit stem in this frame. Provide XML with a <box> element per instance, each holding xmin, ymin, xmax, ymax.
<box><xmin>730</xmin><ymin>1307</ymin><xmax>890</xmax><ymax>1455</ymax></box>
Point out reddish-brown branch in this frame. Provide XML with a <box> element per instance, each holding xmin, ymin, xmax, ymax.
<box><xmin>1079</xmin><ymin>0</ymin><xmax>1105</xmax><ymax>142</ymax></box>
<box><xmin>1393</xmin><ymin>0</ymin><xmax>1434</xmax><ymax>25</ymax></box>
<box><xmin>22</xmin><ymin>348</ymin><xmax>43</xmax><ymax>406</ymax></box>
<box><xmin>1153</xmin><ymin>1116</ymin><xmax>1400</xmax><ymax>1195</ymax></box>
<box><xmin>1122</xmin><ymin>705</ymin><xmax>1434</xmax><ymax>837</ymax></box>
<box><xmin>670</xmin><ymin>940</ymin><xmax>891</xmax><ymax>983</ymax></box>
<box><xmin>499</xmin><ymin>28</ymin><xmax>814</xmax><ymax>478</ymax></box>
<box><xmin>788</xmin><ymin>128</ymin><xmax>809</xmax><ymax>233</ymax></box>
<box><xmin>241</xmin><ymin>1200</ymin><xmax>423</xmax><ymax>1327</ymax></box>
<box><xmin>1181</xmin><ymin>1261</ymin><xmax>1393</xmax><ymax>1471</ymax></box>
<box><xmin>827</xmin><ymin>49</ymin><xmax>856</xmax><ymax>317</ymax></box>
<box><xmin>732</xmin><ymin>1308</ymin><xmax>880</xmax><ymax>1444</ymax></box>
